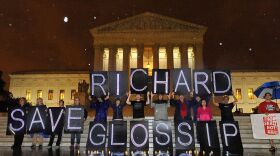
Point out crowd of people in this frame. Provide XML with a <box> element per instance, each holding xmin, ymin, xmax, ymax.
<box><xmin>8</xmin><ymin>91</ymin><xmax>279</xmax><ymax>152</ymax></box>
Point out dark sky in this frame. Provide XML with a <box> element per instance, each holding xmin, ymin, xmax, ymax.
<box><xmin>1</xmin><ymin>0</ymin><xmax>280</xmax><ymax>85</ymax></box>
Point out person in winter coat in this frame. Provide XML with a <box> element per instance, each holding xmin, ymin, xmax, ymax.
<box><xmin>90</xmin><ymin>93</ymin><xmax>110</xmax><ymax>122</ymax></box>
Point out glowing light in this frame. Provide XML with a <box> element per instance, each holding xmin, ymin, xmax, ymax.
<box><xmin>249</xmin><ymin>48</ymin><xmax>252</xmax><ymax>51</ymax></box>
<box><xmin>63</xmin><ymin>16</ymin><xmax>68</xmax><ymax>23</ymax></box>
<box><xmin>147</xmin><ymin>62</ymin><xmax>150</xmax><ymax>68</ymax></box>
<box><xmin>219</xmin><ymin>42</ymin><xmax>223</xmax><ymax>46</ymax></box>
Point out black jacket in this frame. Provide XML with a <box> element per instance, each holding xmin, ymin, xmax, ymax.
<box><xmin>170</xmin><ymin>99</ymin><xmax>191</xmax><ymax>123</ymax></box>
<box><xmin>111</xmin><ymin>102</ymin><xmax>125</xmax><ymax>120</ymax></box>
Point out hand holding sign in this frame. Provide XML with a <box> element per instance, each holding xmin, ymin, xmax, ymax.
<box><xmin>105</xmin><ymin>92</ymin><xmax>110</xmax><ymax>100</ymax></box>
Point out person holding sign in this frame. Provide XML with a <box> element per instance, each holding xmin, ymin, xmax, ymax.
<box><xmin>212</xmin><ymin>92</ymin><xmax>238</xmax><ymax>122</ymax></box>
<box><xmin>11</xmin><ymin>97</ymin><xmax>30</xmax><ymax>150</ymax></box>
<box><xmin>196</xmin><ymin>98</ymin><xmax>214</xmax><ymax>146</ymax></box>
<box><xmin>90</xmin><ymin>93</ymin><xmax>110</xmax><ymax>122</ymax></box>
<box><xmin>187</xmin><ymin>92</ymin><xmax>203</xmax><ymax>123</ymax></box>
<box><xmin>126</xmin><ymin>91</ymin><xmax>150</xmax><ymax>119</ymax></box>
<box><xmin>197</xmin><ymin>98</ymin><xmax>213</xmax><ymax>121</ymax></box>
<box><xmin>258</xmin><ymin>93</ymin><xmax>279</xmax><ymax>152</ymax></box>
<box><xmin>110</xmin><ymin>97</ymin><xmax>126</xmax><ymax>120</ymax></box>
<box><xmin>70</xmin><ymin>97</ymin><xmax>88</xmax><ymax>149</ymax></box>
<box><xmin>46</xmin><ymin>100</ymin><xmax>65</xmax><ymax>148</ymax></box>
<box><xmin>170</xmin><ymin>92</ymin><xmax>192</xmax><ymax>124</ymax></box>
<box><xmin>31</xmin><ymin>98</ymin><xmax>46</xmax><ymax>150</ymax></box>
<box><xmin>150</xmin><ymin>93</ymin><xmax>170</xmax><ymax>120</ymax></box>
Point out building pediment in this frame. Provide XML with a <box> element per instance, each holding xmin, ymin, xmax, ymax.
<box><xmin>90</xmin><ymin>12</ymin><xmax>207</xmax><ymax>34</ymax></box>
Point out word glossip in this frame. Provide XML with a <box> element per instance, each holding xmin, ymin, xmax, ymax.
<box><xmin>7</xmin><ymin>106</ymin><xmax>243</xmax><ymax>155</ymax></box>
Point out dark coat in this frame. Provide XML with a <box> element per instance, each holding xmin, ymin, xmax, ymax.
<box><xmin>170</xmin><ymin>99</ymin><xmax>192</xmax><ymax>123</ymax></box>
<box><xmin>110</xmin><ymin>102</ymin><xmax>125</xmax><ymax>120</ymax></box>
<box><xmin>90</xmin><ymin>99</ymin><xmax>110</xmax><ymax>122</ymax></box>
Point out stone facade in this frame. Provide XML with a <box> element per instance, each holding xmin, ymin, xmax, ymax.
<box><xmin>9</xmin><ymin>71</ymin><xmax>88</xmax><ymax>106</ymax></box>
<box><xmin>90</xmin><ymin>12</ymin><xmax>207</xmax><ymax>71</ymax></box>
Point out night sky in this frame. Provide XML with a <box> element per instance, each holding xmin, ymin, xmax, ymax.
<box><xmin>1</xmin><ymin>0</ymin><xmax>280</xmax><ymax>86</ymax></box>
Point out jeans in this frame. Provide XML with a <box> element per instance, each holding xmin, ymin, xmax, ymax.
<box><xmin>70</xmin><ymin>133</ymin><xmax>81</xmax><ymax>145</ymax></box>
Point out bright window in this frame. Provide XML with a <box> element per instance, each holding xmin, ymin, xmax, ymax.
<box><xmin>71</xmin><ymin>89</ymin><xmax>76</xmax><ymax>100</ymax></box>
<box><xmin>59</xmin><ymin>90</ymin><xmax>65</xmax><ymax>100</ymax></box>
<box><xmin>248</xmin><ymin>88</ymin><xmax>254</xmax><ymax>100</ymax></box>
<box><xmin>26</xmin><ymin>90</ymin><xmax>31</xmax><ymax>101</ymax></box>
<box><xmin>37</xmin><ymin>90</ymin><xmax>42</xmax><ymax>98</ymax></box>
<box><xmin>236</xmin><ymin>88</ymin><xmax>242</xmax><ymax>100</ymax></box>
<box><xmin>48</xmin><ymin>90</ymin><xmax>53</xmax><ymax>100</ymax></box>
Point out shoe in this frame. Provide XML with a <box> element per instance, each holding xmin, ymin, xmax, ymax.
<box><xmin>55</xmin><ymin>145</ymin><xmax>60</xmax><ymax>149</ymax></box>
<box><xmin>38</xmin><ymin>145</ymin><xmax>43</xmax><ymax>150</ymax></box>
<box><xmin>75</xmin><ymin>144</ymin><xmax>80</xmax><ymax>149</ymax></box>
<box><xmin>46</xmin><ymin>145</ymin><xmax>52</xmax><ymax>149</ymax></box>
<box><xmin>269</xmin><ymin>146</ymin><xmax>276</xmax><ymax>152</ymax></box>
<box><xmin>11</xmin><ymin>145</ymin><xmax>21</xmax><ymax>150</ymax></box>
<box><xmin>31</xmin><ymin>144</ymin><xmax>36</xmax><ymax>149</ymax></box>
